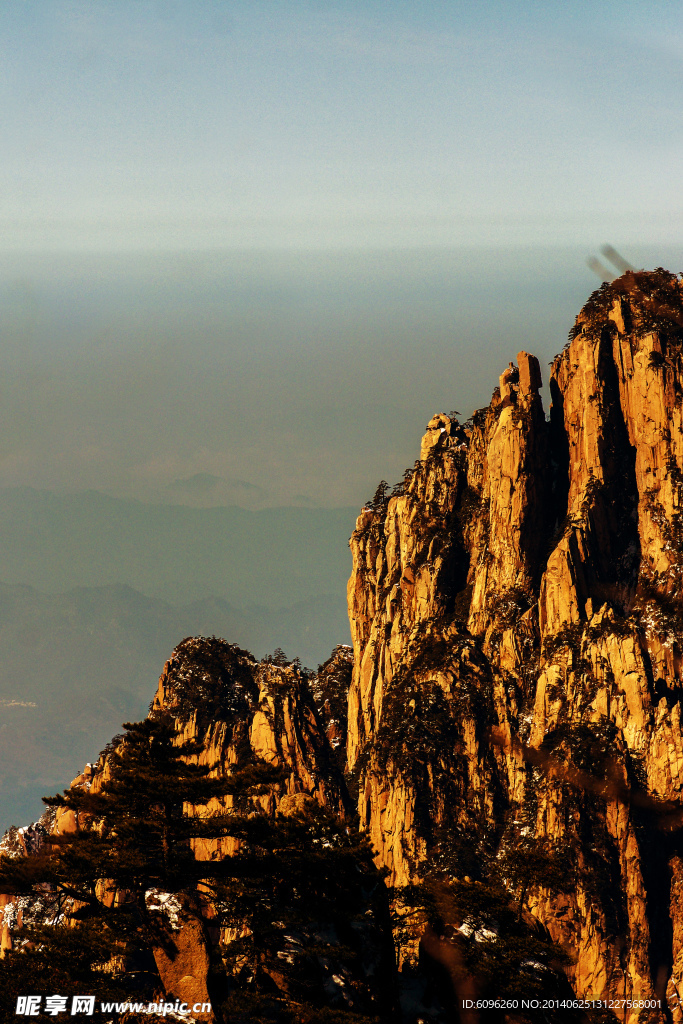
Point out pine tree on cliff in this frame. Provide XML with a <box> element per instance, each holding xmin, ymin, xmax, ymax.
<box><xmin>0</xmin><ymin>712</ymin><xmax>392</xmax><ymax>1022</ymax></box>
<box><xmin>0</xmin><ymin>711</ymin><xmax>282</xmax><ymax>1012</ymax></box>
<box><xmin>212</xmin><ymin>801</ymin><xmax>391</xmax><ymax>1023</ymax></box>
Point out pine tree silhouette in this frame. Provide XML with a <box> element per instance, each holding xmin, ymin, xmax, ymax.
<box><xmin>0</xmin><ymin>711</ymin><xmax>393</xmax><ymax>1022</ymax></box>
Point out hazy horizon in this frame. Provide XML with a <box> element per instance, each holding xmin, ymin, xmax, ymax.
<box><xmin>3</xmin><ymin>244</ymin><xmax>682</xmax><ymax>513</ymax></box>
<box><xmin>2</xmin><ymin>1</ymin><xmax>681</xmax><ymax>507</ymax></box>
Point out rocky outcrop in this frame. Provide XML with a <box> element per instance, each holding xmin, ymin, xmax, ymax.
<box><xmin>347</xmin><ymin>414</ymin><xmax>469</xmax><ymax>772</ymax></box>
<box><xmin>144</xmin><ymin>639</ymin><xmax>390</xmax><ymax>1018</ymax></box>
<box><xmin>346</xmin><ymin>271</ymin><xmax>683</xmax><ymax>1019</ymax></box>
<box><xmin>0</xmin><ymin>638</ymin><xmax>358</xmax><ymax>1012</ymax></box>
<box><xmin>7</xmin><ymin>269</ymin><xmax>683</xmax><ymax>1021</ymax></box>
<box><xmin>152</xmin><ymin>911</ymin><xmax>212</xmax><ymax>1010</ymax></box>
<box><xmin>311</xmin><ymin>643</ymin><xmax>353</xmax><ymax>768</ymax></box>
<box><xmin>468</xmin><ymin>351</ymin><xmax>550</xmax><ymax>637</ymax></box>
<box><xmin>150</xmin><ymin>637</ymin><xmax>350</xmax><ymax>849</ymax></box>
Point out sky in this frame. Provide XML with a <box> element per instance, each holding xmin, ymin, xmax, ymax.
<box><xmin>0</xmin><ymin>1</ymin><xmax>682</xmax><ymax>509</ymax></box>
<box><xmin>1</xmin><ymin>0</ymin><xmax>682</xmax><ymax>252</ymax></box>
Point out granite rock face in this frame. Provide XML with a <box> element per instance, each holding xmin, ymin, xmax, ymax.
<box><xmin>150</xmin><ymin>638</ymin><xmax>350</xmax><ymax>843</ymax></box>
<box><xmin>0</xmin><ymin>638</ymin><xmax>359</xmax><ymax>1017</ymax></box>
<box><xmin>6</xmin><ymin>270</ymin><xmax>683</xmax><ymax>1021</ymax></box>
<box><xmin>346</xmin><ymin>271</ymin><xmax>683</xmax><ymax>1019</ymax></box>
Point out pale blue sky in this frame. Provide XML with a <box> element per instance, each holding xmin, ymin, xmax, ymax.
<box><xmin>1</xmin><ymin>0</ymin><xmax>682</xmax><ymax>250</ymax></box>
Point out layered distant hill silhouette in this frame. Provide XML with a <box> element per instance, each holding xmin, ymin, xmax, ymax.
<box><xmin>0</xmin><ymin>490</ymin><xmax>354</xmax><ymax>831</ymax></box>
<box><xmin>0</xmin><ymin>488</ymin><xmax>356</xmax><ymax>606</ymax></box>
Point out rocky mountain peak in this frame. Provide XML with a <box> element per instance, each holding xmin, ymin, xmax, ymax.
<box><xmin>5</xmin><ymin>270</ymin><xmax>683</xmax><ymax>1020</ymax></box>
<box><xmin>345</xmin><ymin>270</ymin><xmax>683</xmax><ymax>1015</ymax></box>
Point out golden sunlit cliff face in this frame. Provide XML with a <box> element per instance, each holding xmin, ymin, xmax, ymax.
<box><xmin>6</xmin><ymin>270</ymin><xmax>683</xmax><ymax>1022</ymax></box>
<box><xmin>346</xmin><ymin>270</ymin><xmax>683</xmax><ymax>1017</ymax></box>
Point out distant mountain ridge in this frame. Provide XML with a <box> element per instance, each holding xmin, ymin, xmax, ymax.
<box><xmin>0</xmin><ymin>491</ymin><xmax>355</xmax><ymax>831</ymax></box>
<box><xmin>0</xmin><ymin>578</ymin><xmax>349</xmax><ymax>833</ymax></box>
<box><xmin>0</xmin><ymin>488</ymin><xmax>356</xmax><ymax>607</ymax></box>
<box><xmin>0</xmin><ymin>581</ymin><xmax>349</xmax><ymax>834</ymax></box>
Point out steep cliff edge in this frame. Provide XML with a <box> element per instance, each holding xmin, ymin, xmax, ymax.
<box><xmin>5</xmin><ymin>270</ymin><xmax>683</xmax><ymax>1022</ymax></box>
<box><xmin>347</xmin><ymin>270</ymin><xmax>683</xmax><ymax>1019</ymax></box>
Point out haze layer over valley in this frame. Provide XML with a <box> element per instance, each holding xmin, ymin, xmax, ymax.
<box><xmin>0</xmin><ymin>494</ymin><xmax>353</xmax><ymax>833</ymax></box>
